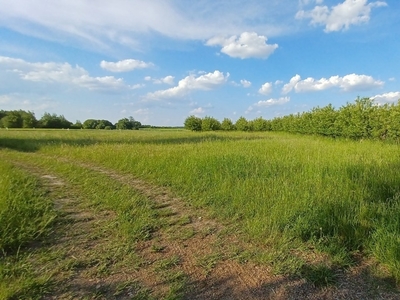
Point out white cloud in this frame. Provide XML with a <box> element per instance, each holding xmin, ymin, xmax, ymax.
<box><xmin>189</xmin><ymin>107</ymin><xmax>206</xmax><ymax>116</ymax></box>
<box><xmin>254</xmin><ymin>97</ymin><xmax>290</xmax><ymax>107</ymax></box>
<box><xmin>240</xmin><ymin>79</ymin><xmax>252</xmax><ymax>88</ymax></box>
<box><xmin>258</xmin><ymin>82</ymin><xmax>273</xmax><ymax>95</ymax></box>
<box><xmin>296</xmin><ymin>0</ymin><xmax>387</xmax><ymax>32</ymax></box>
<box><xmin>146</xmin><ymin>70</ymin><xmax>229</xmax><ymax>100</ymax></box>
<box><xmin>246</xmin><ymin>96</ymin><xmax>289</xmax><ymax>114</ymax></box>
<box><xmin>100</xmin><ymin>59</ymin><xmax>153</xmax><ymax>72</ymax></box>
<box><xmin>206</xmin><ymin>32</ymin><xmax>278</xmax><ymax>59</ymax></box>
<box><xmin>282</xmin><ymin>74</ymin><xmax>301</xmax><ymax>94</ymax></box>
<box><xmin>144</xmin><ymin>76</ymin><xmax>175</xmax><ymax>85</ymax></box>
<box><xmin>0</xmin><ymin>1</ymin><xmax>290</xmax><ymax>52</ymax></box>
<box><xmin>371</xmin><ymin>91</ymin><xmax>400</xmax><ymax>104</ymax></box>
<box><xmin>0</xmin><ymin>56</ymin><xmax>131</xmax><ymax>91</ymax></box>
<box><xmin>282</xmin><ymin>73</ymin><xmax>384</xmax><ymax>94</ymax></box>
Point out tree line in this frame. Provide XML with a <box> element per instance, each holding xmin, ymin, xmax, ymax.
<box><xmin>184</xmin><ymin>97</ymin><xmax>400</xmax><ymax>140</ymax></box>
<box><xmin>0</xmin><ymin>110</ymin><xmax>142</xmax><ymax>130</ymax></box>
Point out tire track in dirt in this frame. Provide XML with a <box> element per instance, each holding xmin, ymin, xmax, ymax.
<box><xmin>8</xmin><ymin>160</ymin><xmax>155</xmax><ymax>299</ymax></box>
<box><xmin>62</xmin><ymin>158</ymin><xmax>400</xmax><ymax>300</ymax></box>
<box><xmin>10</xmin><ymin>155</ymin><xmax>400</xmax><ymax>299</ymax></box>
<box><xmin>36</xmin><ymin>155</ymin><xmax>298</xmax><ymax>299</ymax></box>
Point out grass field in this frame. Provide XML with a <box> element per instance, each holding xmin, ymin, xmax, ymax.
<box><xmin>1</xmin><ymin>128</ymin><xmax>399</xmax><ymax>298</ymax></box>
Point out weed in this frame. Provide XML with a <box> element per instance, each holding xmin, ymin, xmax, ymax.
<box><xmin>196</xmin><ymin>253</ymin><xmax>223</xmax><ymax>274</ymax></box>
<box><xmin>301</xmin><ymin>264</ymin><xmax>336</xmax><ymax>286</ymax></box>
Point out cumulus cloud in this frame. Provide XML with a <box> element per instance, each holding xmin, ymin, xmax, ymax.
<box><xmin>258</xmin><ymin>82</ymin><xmax>273</xmax><ymax>95</ymax></box>
<box><xmin>282</xmin><ymin>73</ymin><xmax>384</xmax><ymax>94</ymax></box>
<box><xmin>0</xmin><ymin>56</ymin><xmax>131</xmax><ymax>91</ymax></box>
<box><xmin>246</xmin><ymin>96</ymin><xmax>290</xmax><ymax>114</ymax></box>
<box><xmin>206</xmin><ymin>32</ymin><xmax>278</xmax><ymax>59</ymax></box>
<box><xmin>282</xmin><ymin>74</ymin><xmax>301</xmax><ymax>94</ymax></box>
<box><xmin>189</xmin><ymin>107</ymin><xmax>206</xmax><ymax>116</ymax></box>
<box><xmin>240</xmin><ymin>79</ymin><xmax>252</xmax><ymax>88</ymax></box>
<box><xmin>371</xmin><ymin>91</ymin><xmax>400</xmax><ymax>104</ymax></box>
<box><xmin>296</xmin><ymin>0</ymin><xmax>387</xmax><ymax>32</ymax></box>
<box><xmin>100</xmin><ymin>59</ymin><xmax>153</xmax><ymax>72</ymax></box>
<box><xmin>145</xmin><ymin>70</ymin><xmax>229</xmax><ymax>100</ymax></box>
<box><xmin>254</xmin><ymin>97</ymin><xmax>290</xmax><ymax>107</ymax></box>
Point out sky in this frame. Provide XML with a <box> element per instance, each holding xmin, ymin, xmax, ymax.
<box><xmin>0</xmin><ymin>0</ymin><xmax>399</xmax><ymax>126</ymax></box>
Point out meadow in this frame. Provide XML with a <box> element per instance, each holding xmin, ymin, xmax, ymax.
<box><xmin>1</xmin><ymin>128</ymin><xmax>399</xmax><ymax>298</ymax></box>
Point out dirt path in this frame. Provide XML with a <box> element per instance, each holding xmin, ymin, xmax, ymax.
<box><xmin>9</xmin><ymin>155</ymin><xmax>400</xmax><ymax>299</ymax></box>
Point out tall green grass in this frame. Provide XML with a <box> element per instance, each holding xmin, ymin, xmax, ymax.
<box><xmin>1</xmin><ymin>129</ymin><xmax>400</xmax><ymax>281</ymax></box>
<box><xmin>0</xmin><ymin>160</ymin><xmax>56</xmax><ymax>254</ymax></box>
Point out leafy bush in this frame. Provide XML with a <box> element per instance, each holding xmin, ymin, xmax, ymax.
<box><xmin>221</xmin><ymin>118</ymin><xmax>235</xmax><ymax>131</ymax></box>
<box><xmin>201</xmin><ymin>116</ymin><xmax>221</xmax><ymax>131</ymax></box>
<box><xmin>184</xmin><ymin>115</ymin><xmax>202</xmax><ymax>131</ymax></box>
<box><xmin>235</xmin><ymin>116</ymin><xmax>250</xmax><ymax>131</ymax></box>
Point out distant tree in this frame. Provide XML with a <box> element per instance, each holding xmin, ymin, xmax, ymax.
<box><xmin>184</xmin><ymin>115</ymin><xmax>202</xmax><ymax>131</ymax></box>
<box><xmin>0</xmin><ymin>110</ymin><xmax>6</xmax><ymax>121</ymax></box>
<box><xmin>235</xmin><ymin>116</ymin><xmax>250</xmax><ymax>131</ymax></box>
<box><xmin>71</xmin><ymin>120</ymin><xmax>83</xmax><ymax>129</ymax></box>
<box><xmin>115</xmin><ymin>117</ymin><xmax>141</xmax><ymax>130</ymax></box>
<box><xmin>21</xmin><ymin>111</ymin><xmax>37</xmax><ymax>128</ymax></box>
<box><xmin>39</xmin><ymin>113</ymin><xmax>72</xmax><ymax>128</ymax></box>
<box><xmin>252</xmin><ymin>117</ymin><xmax>269</xmax><ymax>131</ymax></box>
<box><xmin>130</xmin><ymin>116</ymin><xmax>142</xmax><ymax>130</ymax></box>
<box><xmin>116</xmin><ymin>118</ymin><xmax>130</xmax><ymax>130</ymax></box>
<box><xmin>201</xmin><ymin>116</ymin><xmax>221</xmax><ymax>131</ymax></box>
<box><xmin>221</xmin><ymin>118</ymin><xmax>235</xmax><ymax>131</ymax></box>
<box><xmin>96</xmin><ymin>120</ymin><xmax>114</xmax><ymax>129</ymax></box>
<box><xmin>1</xmin><ymin>111</ymin><xmax>22</xmax><ymax>128</ymax></box>
<box><xmin>335</xmin><ymin>98</ymin><xmax>374</xmax><ymax>139</ymax></box>
<box><xmin>83</xmin><ymin>119</ymin><xmax>99</xmax><ymax>129</ymax></box>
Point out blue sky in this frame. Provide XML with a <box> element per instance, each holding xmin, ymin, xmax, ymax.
<box><xmin>0</xmin><ymin>0</ymin><xmax>399</xmax><ymax>126</ymax></box>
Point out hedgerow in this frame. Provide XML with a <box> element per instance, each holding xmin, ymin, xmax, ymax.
<box><xmin>184</xmin><ymin>97</ymin><xmax>400</xmax><ymax>140</ymax></box>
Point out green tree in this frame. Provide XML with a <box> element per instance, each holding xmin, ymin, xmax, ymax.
<box><xmin>83</xmin><ymin>119</ymin><xmax>99</xmax><ymax>129</ymax></box>
<box><xmin>201</xmin><ymin>116</ymin><xmax>221</xmax><ymax>131</ymax></box>
<box><xmin>388</xmin><ymin>100</ymin><xmax>400</xmax><ymax>139</ymax></box>
<box><xmin>335</xmin><ymin>98</ymin><xmax>374</xmax><ymax>139</ymax></box>
<box><xmin>96</xmin><ymin>120</ymin><xmax>114</xmax><ymax>129</ymax></box>
<box><xmin>130</xmin><ymin>117</ymin><xmax>142</xmax><ymax>130</ymax></box>
<box><xmin>221</xmin><ymin>118</ymin><xmax>235</xmax><ymax>131</ymax></box>
<box><xmin>20</xmin><ymin>111</ymin><xmax>37</xmax><ymax>128</ymax></box>
<box><xmin>115</xmin><ymin>117</ymin><xmax>141</xmax><ymax>130</ymax></box>
<box><xmin>184</xmin><ymin>115</ymin><xmax>202</xmax><ymax>131</ymax></box>
<box><xmin>1</xmin><ymin>111</ymin><xmax>22</xmax><ymax>128</ymax></box>
<box><xmin>235</xmin><ymin>116</ymin><xmax>249</xmax><ymax>131</ymax></box>
<box><xmin>39</xmin><ymin>113</ymin><xmax>72</xmax><ymax>128</ymax></box>
<box><xmin>0</xmin><ymin>110</ymin><xmax>6</xmax><ymax>121</ymax></box>
<box><xmin>116</xmin><ymin>118</ymin><xmax>130</xmax><ymax>130</ymax></box>
<box><xmin>252</xmin><ymin>117</ymin><xmax>269</xmax><ymax>131</ymax></box>
<box><xmin>71</xmin><ymin>120</ymin><xmax>83</xmax><ymax>129</ymax></box>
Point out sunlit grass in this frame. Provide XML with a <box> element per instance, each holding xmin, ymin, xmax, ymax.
<box><xmin>1</xmin><ymin>128</ymin><xmax>400</xmax><ymax>282</ymax></box>
<box><xmin>0</xmin><ymin>160</ymin><xmax>56</xmax><ymax>253</ymax></box>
